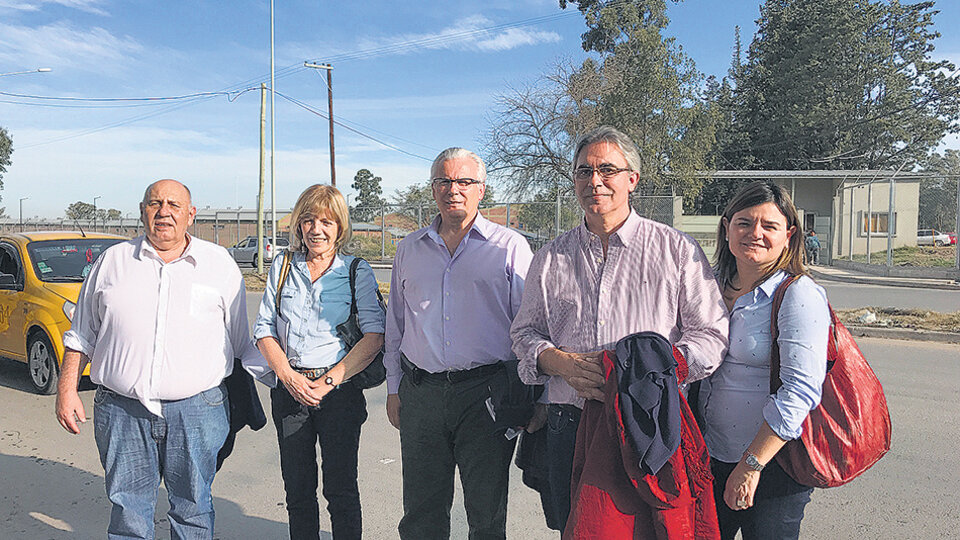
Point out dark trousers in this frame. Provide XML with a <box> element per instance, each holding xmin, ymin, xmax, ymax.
<box><xmin>542</xmin><ymin>404</ymin><xmax>581</xmax><ymax>532</ymax></box>
<box><xmin>397</xmin><ymin>371</ymin><xmax>516</xmax><ymax>540</ymax></box>
<box><xmin>712</xmin><ymin>458</ymin><xmax>814</xmax><ymax>540</ymax></box>
<box><xmin>271</xmin><ymin>383</ymin><xmax>367</xmax><ymax>540</ymax></box>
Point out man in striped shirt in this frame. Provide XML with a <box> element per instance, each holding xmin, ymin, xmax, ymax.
<box><xmin>510</xmin><ymin>126</ymin><xmax>729</xmax><ymax>532</ymax></box>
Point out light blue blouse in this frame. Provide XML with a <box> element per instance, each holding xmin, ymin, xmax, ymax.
<box><xmin>253</xmin><ymin>251</ymin><xmax>386</xmax><ymax>370</ymax></box>
<box><xmin>701</xmin><ymin>271</ymin><xmax>830</xmax><ymax>463</ymax></box>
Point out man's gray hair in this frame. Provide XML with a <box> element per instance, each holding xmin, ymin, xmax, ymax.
<box><xmin>430</xmin><ymin>148</ymin><xmax>487</xmax><ymax>182</ymax></box>
<box><xmin>572</xmin><ymin>126</ymin><xmax>641</xmax><ymax>173</ymax></box>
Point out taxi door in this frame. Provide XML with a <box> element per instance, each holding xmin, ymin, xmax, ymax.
<box><xmin>0</xmin><ymin>242</ymin><xmax>27</xmax><ymax>361</ymax></box>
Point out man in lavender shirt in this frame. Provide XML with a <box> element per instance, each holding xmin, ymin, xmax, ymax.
<box><xmin>510</xmin><ymin>126</ymin><xmax>729</xmax><ymax>532</ymax></box>
<box><xmin>384</xmin><ymin>148</ymin><xmax>533</xmax><ymax>540</ymax></box>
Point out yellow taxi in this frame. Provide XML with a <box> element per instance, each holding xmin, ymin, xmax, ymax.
<box><xmin>0</xmin><ymin>231</ymin><xmax>126</xmax><ymax>394</ymax></box>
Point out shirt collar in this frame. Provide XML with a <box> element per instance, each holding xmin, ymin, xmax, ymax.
<box><xmin>135</xmin><ymin>234</ymin><xmax>198</xmax><ymax>266</ymax></box>
<box><xmin>291</xmin><ymin>250</ymin><xmax>347</xmax><ymax>278</ymax></box>
<box><xmin>576</xmin><ymin>209</ymin><xmax>641</xmax><ymax>247</ymax></box>
<box><xmin>756</xmin><ymin>269</ymin><xmax>789</xmax><ymax>299</ymax></box>
<box><xmin>422</xmin><ymin>212</ymin><xmax>492</xmax><ymax>243</ymax></box>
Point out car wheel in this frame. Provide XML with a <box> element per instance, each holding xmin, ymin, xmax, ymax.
<box><xmin>28</xmin><ymin>331</ymin><xmax>59</xmax><ymax>395</ymax></box>
<box><xmin>935</xmin><ymin>240</ymin><xmax>945</xmax><ymax>247</ymax></box>
<box><xmin>252</xmin><ymin>254</ymin><xmax>259</xmax><ymax>268</ymax></box>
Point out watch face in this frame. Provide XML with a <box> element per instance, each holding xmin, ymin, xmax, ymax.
<box><xmin>325</xmin><ymin>376</ymin><xmax>335</xmax><ymax>386</ymax></box>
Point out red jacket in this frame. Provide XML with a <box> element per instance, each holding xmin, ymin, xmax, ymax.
<box><xmin>564</xmin><ymin>348</ymin><xmax>720</xmax><ymax>540</ymax></box>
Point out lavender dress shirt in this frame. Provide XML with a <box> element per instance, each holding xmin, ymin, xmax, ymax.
<box><xmin>384</xmin><ymin>214</ymin><xmax>534</xmax><ymax>394</ymax></box>
<box><xmin>510</xmin><ymin>211</ymin><xmax>729</xmax><ymax>408</ymax></box>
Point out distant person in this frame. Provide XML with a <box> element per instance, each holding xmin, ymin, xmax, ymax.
<box><xmin>384</xmin><ymin>147</ymin><xmax>533</xmax><ymax>539</ymax></box>
<box><xmin>804</xmin><ymin>230</ymin><xmax>821</xmax><ymax>265</ymax></box>
<box><xmin>701</xmin><ymin>181</ymin><xmax>830</xmax><ymax>539</ymax></box>
<box><xmin>510</xmin><ymin>126</ymin><xmax>729</xmax><ymax>532</ymax></box>
<box><xmin>55</xmin><ymin>179</ymin><xmax>265</xmax><ymax>539</ymax></box>
<box><xmin>254</xmin><ymin>184</ymin><xmax>385</xmax><ymax>540</ymax></box>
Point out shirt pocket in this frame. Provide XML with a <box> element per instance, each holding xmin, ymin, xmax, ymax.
<box><xmin>320</xmin><ymin>291</ymin><xmax>353</xmax><ymax>331</ymax></box>
<box><xmin>190</xmin><ymin>284</ymin><xmax>222</xmax><ymax>319</ymax></box>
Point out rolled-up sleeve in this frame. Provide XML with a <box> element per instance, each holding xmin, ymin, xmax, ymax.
<box><xmin>63</xmin><ymin>255</ymin><xmax>104</xmax><ymax>356</ymax></box>
<box><xmin>510</xmin><ymin>249</ymin><xmax>554</xmax><ymax>385</ymax></box>
<box><xmin>252</xmin><ymin>251</ymin><xmax>285</xmax><ymax>341</ymax></box>
<box><xmin>762</xmin><ymin>278</ymin><xmax>830</xmax><ymax>440</ymax></box>
<box><xmin>356</xmin><ymin>260</ymin><xmax>386</xmax><ymax>334</ymax></box>
<box><xmin>675</xmin><ymin>235</ymin><xmax>729</xmax><ymax>383</ymax></box>
<box><xmin>384</xmin><ymin>244</ymin><xmax>406</xmax><ymax>394</ymax></box>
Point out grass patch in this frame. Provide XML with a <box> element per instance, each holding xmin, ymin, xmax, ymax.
<box><xmin>850</xmin><ymin>245</ymin><xmax>957</xmax><ymax>267</ymax></box>
<box><xmin>835</xmin><ymin>307</ymin><xmax>960</xmax><ymax>333</ymax></box>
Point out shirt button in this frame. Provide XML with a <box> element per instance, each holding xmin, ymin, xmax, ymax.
<box><xmin>445</xmin><ymin>292</ymin><xmax>450</xmax><ymax>296</ymax></box>
<box><xmin>596</xmin><ymin>257</ymin><xmax>603</xmax><ymax>264</ymax></box>
<box><xmin>599</xmin><ymin>320</ymin><xmax>605</xmax><ymax>326</ymax></box>
<box><xmin>445</xmin><ymin>316</ymin><xmax>450</xmax><ymax>321</ymax></box>
<box><xmin>445</xmin><ymin>341</ymin><xmax>451</xmax><ymax>346</ymax></box>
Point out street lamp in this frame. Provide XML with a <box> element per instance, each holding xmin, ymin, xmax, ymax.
<box><xmin>93</xmin><ymin>196</ymin><xmax>101</xmax><ymax>232</ymax></box>
<box><xmin>0</xmin><ymin>68</ymin><xmax>52</xmax><ymax>77</ymax></box>
<box><xmin>19</xmin><ymin>197</ymin><xmax>28</xmax><ymax>232</ymax></box>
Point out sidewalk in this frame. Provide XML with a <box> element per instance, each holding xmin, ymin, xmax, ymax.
<box><xmin>808</xmin><ymin>264</ymin><xmax>960</xmax><ymax>291</ymax></box>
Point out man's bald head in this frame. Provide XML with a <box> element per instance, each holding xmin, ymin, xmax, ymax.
<box><xmin>142</xmin><ymin>179</ymin><xmax>191</xmax><ymax>207</ymax></box>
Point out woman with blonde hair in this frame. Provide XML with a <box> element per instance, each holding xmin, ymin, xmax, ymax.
<box><xmin>254</xmin><ymin>184</ymin><xmax>384</xmax><ymax>540</ymax></box>
<box><xmin>699</xmin><ymin>181</ymin><xmax>830</xmax><ymax>540</ymax></box>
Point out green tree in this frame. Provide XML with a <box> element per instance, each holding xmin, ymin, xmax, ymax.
<box><xmin>65</xmin><ymin>201</ymin><xmax>96</xmax><ymax>219</ymax></box>
<box><xmin>351</xmin><ymin>168</ymin><xmax>384</xmax><ymax>222</ymax></box>
<box><xmin>391</xmin><ymin>183</ymin><xmax>436</xmax><ymax>227</ymax></box>
<box><xmin>730</xmin><ymin>0</ymin><xmax>960</xmax><ymax>170</ymax></box>
<box><xmin>919</xmin><ymin>150</ymin><xmax>960</xmax><ymax>230</ymax></box>
<box><xmin>0</xmin><ymin>127</ymin><xmax>12</xmax><ymax>206</ymax></box>
<box><xmin>486</xmin><ymin>1</ymin><xmax>715</xmax><ymax>204</ymax></box>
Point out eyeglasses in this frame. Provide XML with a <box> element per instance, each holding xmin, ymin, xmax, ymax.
<box><xmin>432</xmin><ymin>178</ymin><xmax>483</xmax><ymax>189</ymax></box>
<box><xmin>573</xmin><ymin>166</ymin><xmax>633</xmax><ymax>181</ymax></box>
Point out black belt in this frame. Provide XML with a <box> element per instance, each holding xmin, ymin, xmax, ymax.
<box><xmin>400</xmin><ymin>355</ymin><xmax>502</xmax><ymax>384</ymax></box>
<box><xmin>294</xmin><ymin>366</ymin><xmax>332</xmax><ymax>381</ymax></box>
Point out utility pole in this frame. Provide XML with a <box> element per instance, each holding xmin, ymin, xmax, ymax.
<box><xmin>270</xmin><ymin>0</ymin><xmax>277</xmax><ymax>251</ymax></box>
<box><xmin>304</xmin><ymin>62</ymin><xmax>336</xmax><ymax>186</ymax></box>
<box><xmin>19</xmin><ymin>197</ymin><xmax>27</xmax><ymax>232</ymax></box>
<box><xmin>258</xmin><ymin>83</ymin><xmax>266</xmax><ymax>274</ymax></box>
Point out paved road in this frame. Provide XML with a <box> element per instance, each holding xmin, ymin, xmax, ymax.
<box><xmin>1</xmin><ymin>338</ymin><xmax>957</xmax><ymax>539</ymax></box>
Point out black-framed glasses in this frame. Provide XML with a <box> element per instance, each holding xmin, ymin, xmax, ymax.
<box><xmin>573</xmin><ymin>165</ymin><xmax>633</xmax><ymax>181</ymax></box>
<box><xmin>432</xmin><ymin>177</ymin><xmax>483</xmax><ymax>189</ymax></box>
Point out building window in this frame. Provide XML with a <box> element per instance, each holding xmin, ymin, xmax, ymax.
<box><xmin>859</xmin><ymin>211</ymin><xmax>896</xmax><ymax>236</ymax></box>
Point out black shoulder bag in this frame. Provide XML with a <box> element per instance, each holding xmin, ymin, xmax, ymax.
<box><xmin>335</xmin><ymin>257</ymin><xmax>387</xmax><ymax>389</ymax></box>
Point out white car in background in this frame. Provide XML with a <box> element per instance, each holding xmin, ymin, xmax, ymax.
<box><xmin>227</xmin><ymin>235</ymin><xmax>289</xmax><ymax>266</ymax></box>
<box><xmin>916</xmin><ymin>229</ymin><xmax>951</xmax><ymax>247</ymax></box>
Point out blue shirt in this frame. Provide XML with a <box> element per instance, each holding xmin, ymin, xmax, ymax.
<box><xmin>701</xmin><ymin>271</ymin><xmax>830</xmax><ymax>463</ymax></box>
<box><xmin>384</xmin><ymin>213</ymin><xmax>533</xmax><ymax>394</ymax></box>
<box><xmin>253</xmin><ymin>251</ymin><xmax>385</xmax><ymax>370</ymax></box>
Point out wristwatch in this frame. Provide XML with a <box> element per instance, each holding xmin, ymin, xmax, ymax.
<box><xmin>324</xmin><ymin>376</ymin><xmax>335</xmax><ymax>386</ymax></box>
<box><xmin>743</xmin><ymin>452</ymin><xmax>765</xmax><ymax>472</ymax></box>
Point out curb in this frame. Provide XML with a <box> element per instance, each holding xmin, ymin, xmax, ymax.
<box><xmin>809</xmin><ymin>269</ymin><xmax>960</xmax><ymax>291</ymax></box>
<box><xmin>845</xmin><ymin>325</ymin><xmax>960</xmax><ymax>344</ymax></box>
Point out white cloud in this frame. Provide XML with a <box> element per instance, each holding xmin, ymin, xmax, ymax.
<box><xmin>475</xmin><ymin>27</ymin><xmax>562</xmax><ymax>51</ymax></box>
<box><xmin>0</xmin><ymin>21</ymin><xmax>141</xmax><ymax>71</ymax></box>
<box><xmin>0</xmin><ymin>0</ymin><xmax>107</xmax><ymax>16</ymax></box>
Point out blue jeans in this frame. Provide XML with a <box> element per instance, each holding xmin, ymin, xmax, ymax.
<box><xmin>712</xmin><ymin>458</ymin><xmax>814</xmax><ymax>540</ymax></box>
<box><xmin>93</xmin><ymin>384</ymin><xmax>230</xmax><ymax>540</ymax></box>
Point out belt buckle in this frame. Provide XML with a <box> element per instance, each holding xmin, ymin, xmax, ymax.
<box><xmin>445</xmin><ymin>370</ymin><xmax>457</xmax><ymax>383</ymax></box>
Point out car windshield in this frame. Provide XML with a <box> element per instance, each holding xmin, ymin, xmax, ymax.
<box><xmin>27</xmin><ymin>238</ymin><xmax>124</xmax><ymax>282</ymax></box>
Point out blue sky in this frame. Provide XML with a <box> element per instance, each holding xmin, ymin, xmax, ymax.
<box><xmin>2</xmin><ymin>0</ymin><xmax>959</xmax><ymax>218</ymax></box>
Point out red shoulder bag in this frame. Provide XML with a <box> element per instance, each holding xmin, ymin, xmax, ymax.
<box><xmin>769</xmin><ymin>275</ymin><xmax>892</xmax><ymax>488</ymax></box>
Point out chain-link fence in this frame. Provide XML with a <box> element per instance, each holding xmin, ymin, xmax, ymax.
<box><xmin>343</xmin><ymin>194</ymin><xmax>678</xmax><ymax>259</ymax></box>
<box><xmin>833</xmin><ymin>175</ymin><xmax>959</xmax><ymax>277</ymax></box>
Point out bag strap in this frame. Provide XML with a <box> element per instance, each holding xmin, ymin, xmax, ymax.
<box><xmin>347</xmin><ymin>256</ymin><xmax>361</xmax><ymax>317</ymax></box>
<box><xmin>769</xmin><ymin>274</ymin><xmax>839</xmax><ymax>394</ymax></box>
<box><xmin>769</xmin><ymin>274</ymin><xmax>802</xmax><ymax>394</ymax></box>
<box><xmin>275</xmin><ymin>251</ymin><xmax>292</xmax><ymax>316</ymax></box>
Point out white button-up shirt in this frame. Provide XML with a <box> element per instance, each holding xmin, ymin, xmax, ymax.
<box><xmin>64</xmin><ymin>235</ymin><xmax>265</xmax><ymax>416</ymax></box>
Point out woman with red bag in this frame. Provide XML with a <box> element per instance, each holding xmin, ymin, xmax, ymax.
<box><xmin>698</xmin><ymin>181</ymin><xmax>830</xmax><ymax>540</ymax></box>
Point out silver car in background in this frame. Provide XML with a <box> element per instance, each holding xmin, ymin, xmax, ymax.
<box><xmin>228</xmin><ymin>235</ymin><xmax>289</xmax><ymax>266</ymax></box>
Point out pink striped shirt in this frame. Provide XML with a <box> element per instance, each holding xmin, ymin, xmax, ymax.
<box><xmin>510</xmin><ymin>211</ymin><xmax>729</xmax><ymax>407</ymax></box>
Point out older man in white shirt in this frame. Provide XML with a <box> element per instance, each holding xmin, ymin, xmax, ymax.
<box><xmin>55</xmin><ymin>179</ymin><xmax>263</xmax><ymax>539</ymax></box>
